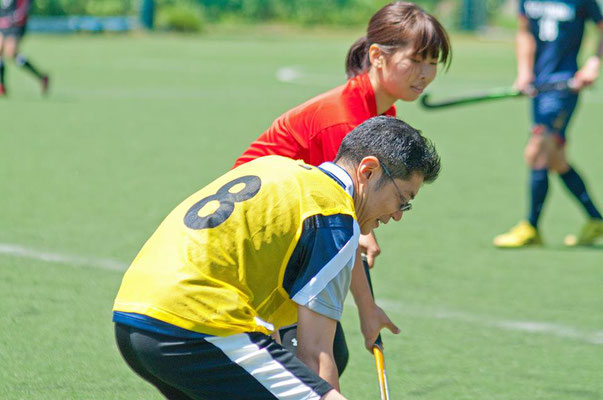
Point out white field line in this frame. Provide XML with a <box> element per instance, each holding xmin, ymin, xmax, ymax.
<box><xmin>0</xmin><ymin>242</ymin><xmax>128</xmax><ymax>271</ymax></box>
<box><xmin>2</xmin><ymin>242</ymin><xmax>601</xmax><ymax>345</ymax></box>
<box><xmin>275</xmin><ymin>66</ymin><xmax>305</xmax><ymax>84</ymax></box>
<box><xmin>375</xmin><ymin>299</ymin><xmax>603</xmax><ymax>345</ymax></box>
<box><xmin>275</xmin><ymin>66</ymin><xmax>339</xmax><ymax>86</ymax></box>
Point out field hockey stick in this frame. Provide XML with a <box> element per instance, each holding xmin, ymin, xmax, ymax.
<box><xmin>362</xmin><ymin>254</ymin><xmax>390</xmax><ymax>400</ymax></box>
<box><xmin>420</xmin><ymin>78</ymin><xmax>576</xmax><ymax>110</ymax></box>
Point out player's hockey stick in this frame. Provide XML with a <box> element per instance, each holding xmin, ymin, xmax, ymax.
<box><xmin>420</xmin><ymin>78</ymin><xmax>576</xmax><ymax>110</ymax></box>
<box><xmin>362</xmin><ymin>255</ymin><xmax>390</xmax><ymax>400</ymax></box>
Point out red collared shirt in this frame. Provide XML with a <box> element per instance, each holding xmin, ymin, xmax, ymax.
<box><xmin>234</xmin><ymin>73</ymin><xmax>396</xmax><ymax>168</ymax></box>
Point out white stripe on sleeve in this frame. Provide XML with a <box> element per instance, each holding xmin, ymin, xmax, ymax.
<box><xmin>291</xmin><ymin>220</ymin><xmax>360</xmax><ymax>307</ymax></box>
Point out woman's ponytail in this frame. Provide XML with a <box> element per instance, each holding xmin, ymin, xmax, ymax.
<box><xmin>345</xmin><ymin>36</ymin><xmax>370</xmax><ymax>78</ymax></box>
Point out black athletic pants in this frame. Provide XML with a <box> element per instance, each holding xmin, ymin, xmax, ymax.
<box><xmin>279</xmin><ymin>321</ymin><xmax>349</xmax><ymax>376</ymax></box>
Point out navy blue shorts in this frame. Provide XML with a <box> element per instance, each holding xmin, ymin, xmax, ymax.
<box><xmin>115</xmin><ymin>323</ymin><xmax>332</xmax><ymax>400</ymax></box>
<box><xmin>531</xmin><ymin>89</ymin><xmax>579</xmax><ymax>144</ymax></box>
<box><xmin>0</xmin><ymin>25</ymin><xmax>26</xmax><ymax>38</ymax></box>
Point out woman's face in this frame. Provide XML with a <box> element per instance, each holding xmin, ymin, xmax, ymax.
<box><xmin>376</xmin><ymin>46</ymin><xmax>438</xmax><ymax>102</ymax></box>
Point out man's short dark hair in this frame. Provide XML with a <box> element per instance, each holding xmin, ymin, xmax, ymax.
<box><xmin>335</xmin><ymin>116</ymin><xmax>441</xmax><ymax>184</ymax></box>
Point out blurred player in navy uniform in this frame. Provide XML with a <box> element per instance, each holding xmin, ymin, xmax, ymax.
<box><xmin>113</xmin><ymin>117</ymin><xmax>441</xmax><ymax>400</ymax></box>
<box><xmin>0</xmin><ymin>0</ymin><xmax>49</xmax><ymax>96</ymax></box>
<box><xmin>494</xmin><ymin>0</ymin><xmax>603</xmax><ymax>248</ymax></box>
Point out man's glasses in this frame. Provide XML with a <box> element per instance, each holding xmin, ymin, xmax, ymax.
<box><xmin>380</xmin><ymin>162</ymin><xmax>412</xmax><ymax>212</ymax></box>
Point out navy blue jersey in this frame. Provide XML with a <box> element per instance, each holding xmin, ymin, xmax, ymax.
<box><xmin>519</xmin><ymin>0</ymin><xmax>602</xmax><ymax>83</ymax></box>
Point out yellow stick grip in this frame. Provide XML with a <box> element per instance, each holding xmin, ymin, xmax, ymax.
<box><xmin>373</xmin><ymin>345</ymin><xmax>390</xmax><ymax>400</ymax></box>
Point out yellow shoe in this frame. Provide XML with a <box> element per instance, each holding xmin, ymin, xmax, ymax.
<box><xmin>493</xmin><ymin>221</ymin><xmax>542</xmax><ymax>248</ymax></box>
<box><xmin>564</xmin><ymin>219</ymin><xmax>603</xmax><ymax>246</ymax></box>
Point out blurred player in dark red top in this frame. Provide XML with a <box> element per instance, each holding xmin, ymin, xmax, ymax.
<box><xmin>234</xmin><ymin>1</ymin><xmax>451</xmax><ymax>376</ymax></box>
<box><xmin>0</xmin><ymin>0</ymin><xmax>49</xmax><ymax>96</ymax></box>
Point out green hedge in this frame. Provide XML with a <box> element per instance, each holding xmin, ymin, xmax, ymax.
<box><xmin>156</xmin><ymin>1</ymin><xmax>206</xmax><ymax>32</ymax></box>
<box><xmin>31</xmin><ymin>0</ymin><xmax>508</xmax><ymax>28</ymax></box>
<box><xmin>195</xmin><ymin>0</ymin><xmax>377</xmax><ymax>25</ymax></box>
<box><xmin>31</xmin><ymin>0</ymin><xmax>138</xmax><ymax>16</ymax></box>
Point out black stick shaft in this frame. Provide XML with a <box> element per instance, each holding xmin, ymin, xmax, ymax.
<box><xmin>420</xmin><ymin>79</ymin><xmax>574</xmax><ymax>110</ymax></box>
<box><xmin>362</xmin><ymin>255</ymin><xmax>383</xmax><ymax>348</ymax></box>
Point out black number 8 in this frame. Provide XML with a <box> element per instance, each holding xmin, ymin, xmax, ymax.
<box><xmin>184</xmin><ymin>175</ymin><xmax>261</xmax><ymax>230</ymax></box>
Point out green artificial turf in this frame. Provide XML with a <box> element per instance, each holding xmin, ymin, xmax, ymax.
<box><xmin>1</xmin><ymin>29</ymin><xmax>601</xmax><ymax>399</ymax></box>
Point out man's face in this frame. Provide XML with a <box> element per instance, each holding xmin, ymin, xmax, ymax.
<box><xmin>355</xmin><ymin>159</ymin><xmax>424</xmax><ymax>235</ymax></box>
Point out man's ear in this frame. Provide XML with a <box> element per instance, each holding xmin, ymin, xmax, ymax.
<box><xmin>357</xmin><ymin>156</ymin><xmax>380</xmax><ymax>184</ymax></box>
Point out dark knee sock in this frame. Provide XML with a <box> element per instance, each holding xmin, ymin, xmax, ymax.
<box><xmin>0</xmin><ymin>57</ymin><xmax>5</xmax><ymax>86</ymax></box>
<box><xmin>16</xmin><ymin>54</ymin><xmax>44</xmax><ymax>80</ymax></box>
<box><xmin>528</xmin><ymin>169</ymin><xmax>549</xmax><ymax>228</ymax></box>
<box><xmin>559</xmin><ymin>166</ymin><xmax>602</xmax><ymax>220</ymax></box>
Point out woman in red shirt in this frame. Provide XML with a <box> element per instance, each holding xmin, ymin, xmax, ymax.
<box><xmin>235</xmin><ymin>1</ymin><xmax>451</xmax><ymax>376</ymax></box>
<box><xmin>235</xmin><ymin>2</ymin><xmax>450</xmax><ymax>169</ymax></box>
